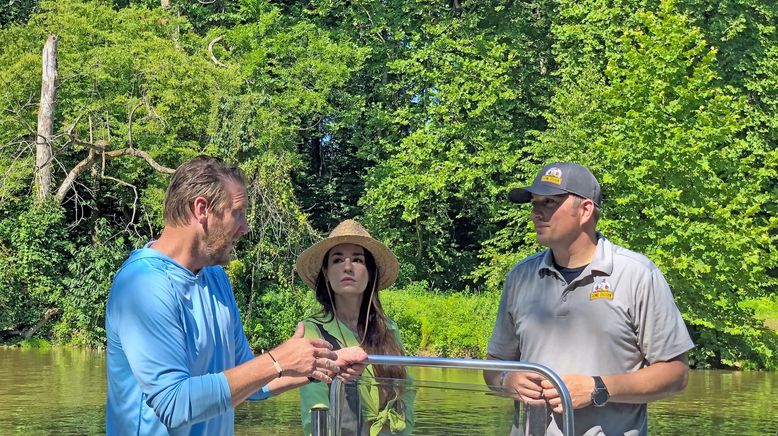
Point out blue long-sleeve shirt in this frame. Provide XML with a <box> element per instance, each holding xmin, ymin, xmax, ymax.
<box><xmin>106</xmin><ymin>244</ymin><xmax>270</xmax><ymax>435</ymax></box>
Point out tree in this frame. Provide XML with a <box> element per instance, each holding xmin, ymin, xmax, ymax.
<box><xmin>34</xmin><ymin>33</ymin><xmax>57</xmax><ymax>203</ymax></box>
<box><xmin>286</xmin><ymin>0</ymin><xmax>557</xmax><ymax>289</ymax></box>
<box><xmin>0</xmin><ymin>0</ymin><xmax>236</xmax><ymax>344</ymax></box>
<box><xmin>482</xmin><ymin>0</ymin><xmax>777</xmax><ymax>368</ymax></box>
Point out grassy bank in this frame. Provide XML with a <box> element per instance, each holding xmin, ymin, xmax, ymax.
<box><xmin>244</xmin><ymin>282</ymin><xmax>500</xmax><ymax>359</ymax></box>
<box><xmin>382</xmin><ymin>287</ymin><xmax>778</xmax><ymax>364</ymax></box>
<box><xmin>381</xmin><ymin>283</ymin><xmax>499</xmax><ymax>358</ymax></box>
<box><xmin>240</xmin><ymin>284</ymin><xmax>778</xmax><ymax>362</ymax></box>
<box><xmin>741</xmin><ymin>296</ymin><xmax>778</xmax><ymax>332</ymax></box>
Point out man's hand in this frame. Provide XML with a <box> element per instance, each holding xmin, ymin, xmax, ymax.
<box><xmin>502</xmin><ymin>371</ymin><xmax>547</xmax><ymax>406</ymax></box>
<box><xmin>269</xmin><ymin>322</ymin><xmax>340</xmax><ymax>383</ymax></box>
<box><xmin>540</xmin><ymin>373</ymin><xmax>594</xmax><ymax>413</ymax></box>
<box><xmin>333</xmin><ymin>346</ymin><xmax>368</xmax><ymax>382</ymax></box>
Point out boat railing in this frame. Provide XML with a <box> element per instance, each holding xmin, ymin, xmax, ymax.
<box><xmin>314</xmin><ymin>354</ymin><xmax>575</xmax><ymax>436</ymax></box>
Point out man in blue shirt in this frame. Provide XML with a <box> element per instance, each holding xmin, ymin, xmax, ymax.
<box><xmin>106</xmin><ymin>156</ymin><xmax>366</xmax><ymax>435</ymax></box>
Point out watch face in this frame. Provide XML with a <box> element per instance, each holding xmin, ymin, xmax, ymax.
<box><xmin>593</xmin><ymin>389</ymin><xmax>608</xmax><ymax>406</ymax></box>
<box><xmin>592</xmin><ymin>376</ymin><xmax>609</xmax><ymax>407</ymax></box>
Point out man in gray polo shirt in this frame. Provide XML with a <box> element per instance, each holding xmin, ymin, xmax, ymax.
<box><xmin>484</xmin><ymin>162</ymin><xmax>694</xmax><ymax>436</ymax></box>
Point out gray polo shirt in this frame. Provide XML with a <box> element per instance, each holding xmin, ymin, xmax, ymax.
<box><xmin>488</xmin><ymin>235</ymin><xmax>694</xmax><ymax>436</ymax></box>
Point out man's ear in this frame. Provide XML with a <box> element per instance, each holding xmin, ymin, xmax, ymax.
<box><xmin>192</xmin><ymin>196</ymin><xmax>209</xmax><ymax>224</ymax></box>
<box><xmin>580</xmin><ymin>198</ymin><xmax>596</xmax><ymax>223</ymax></box>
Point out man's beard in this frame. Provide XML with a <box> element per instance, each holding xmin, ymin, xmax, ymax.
<box><xmin>204</xmin><ymin>222</ymin><xmax>234</xmax><ymax>266</ymax></box>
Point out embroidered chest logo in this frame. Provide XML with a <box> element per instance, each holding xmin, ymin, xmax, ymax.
<box><xmin>541</xmin><ymin>167</ymin><xmax>562</xmax><ymax>185</ymax></box>
<box><xmin>590</xmin><ymin>278</ymin><xmax>614</xmax><ymax>300</ymax></box>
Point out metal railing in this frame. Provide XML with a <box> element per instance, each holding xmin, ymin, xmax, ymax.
<box><xmin>317</xmin><ymin>355</ymin><xmax>575</xmax><ymax>436</ymax></box>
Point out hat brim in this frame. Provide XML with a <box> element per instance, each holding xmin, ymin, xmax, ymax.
<box><xmin>508</xmin><ymin>185</ymin><xmax>568</xmax><ymax>203</ymax></box>
<box><xmin>296</xmin><ymin>235</ymin><xmax>399</xmax><ymax>291</ymax></box>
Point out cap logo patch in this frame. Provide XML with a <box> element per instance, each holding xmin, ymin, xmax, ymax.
<box><xmin>590</xmin><ymin>278</ymin><xmax>614</xmax><ymax>300</ymax></box>
<box><xmin>541</xmin><ymin>167</ymin><xmax>562</xmax><ymax>185</ymax></box>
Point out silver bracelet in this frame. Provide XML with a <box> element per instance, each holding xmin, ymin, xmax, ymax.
<box><xmin>267</xmin><ymin>351</ymin><xmax>283</xmax><ymax>378</ymax></box>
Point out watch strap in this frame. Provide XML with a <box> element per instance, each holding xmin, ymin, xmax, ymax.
<box><xmin>591</xmin><ymin>375</ymin><xmax>609</xmax><ymax>407</ymax></box>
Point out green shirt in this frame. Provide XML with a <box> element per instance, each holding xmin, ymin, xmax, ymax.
<box><xmin>300</xmin><ymin>316</ymin><xmax>415</xmax><ymax>436</ymax></box>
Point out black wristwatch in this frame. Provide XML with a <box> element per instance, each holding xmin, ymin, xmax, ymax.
<box><xmin>591</xmin><ymin>376</ymin><xmax>609</xmax><ymax>407</ymax></box>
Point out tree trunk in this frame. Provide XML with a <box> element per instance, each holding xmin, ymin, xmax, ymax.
<box><xmin>1</xmin><ymin>308</ymin><xmax>60</xmax><ymax>340</ymax></box>
<box><xmin>35</xmin><ymin>34</ymin><xmax>58</xmax><ymax>203</ymax></box>
<box><xmin>21</xmin><ymin>308</ymin><xmax>60</xmax><ymax>340</ymax></box>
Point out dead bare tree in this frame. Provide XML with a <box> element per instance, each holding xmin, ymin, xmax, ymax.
<box><xmin>4</xmin><ymin>35</ymin><xmax>180</xmax><ymax>341</ymax></box>
<box><xmin>34</xmin><ymin>34</ymin><xmax>57</xmax><ymax>203</ymax></box>
<box><xmin>56</xmin><ymin>143</ymin><xmax>175</xmax><ymax>204</ymax></box>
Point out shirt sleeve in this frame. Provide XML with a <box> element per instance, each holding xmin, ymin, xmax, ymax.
<box><xmin>227</xmin><ymin>277</ymin><xmax>271</xmax><ymax>402</ymax></box>
<box><xmin>110</xmin><ymin>265</ymin><xmax>232</xmax><ymax>429</ymax></box>
<box><xmin>635</xmin><ymin>267</ymin><xmax>695</xmax><ymax>363</ymax></box>
<box><xmin>486</xmin><ymin>270</ymin><xmax>522</xmax><ymax>361</ymax></box>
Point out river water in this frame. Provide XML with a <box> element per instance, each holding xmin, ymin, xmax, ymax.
<box><xmin>0</xmin><ymin>348</ymin><xmax>776</xmax><ymax>435</ymax></box>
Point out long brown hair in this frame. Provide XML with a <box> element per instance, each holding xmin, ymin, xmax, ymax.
<box><xmin>314</xmin><ymin>247</ymin><xmax>407</xmax><ymax>405</ymax></box>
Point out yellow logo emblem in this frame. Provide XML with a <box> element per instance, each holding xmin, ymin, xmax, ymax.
<box><xmin>541</xmin><ymin>167</ymin><xmax>562</xmax><ymax>185</ymax></box>
<box><xmin>590</xmin><ymin>278</ymin><xmax>614</xmax><ymax>300</ymax></box>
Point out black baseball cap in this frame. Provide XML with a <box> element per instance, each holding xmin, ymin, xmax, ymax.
<box><xmin>508</xmin><ymin>162</ymin><xmax>602</xmax><ymax>207</ymax></box>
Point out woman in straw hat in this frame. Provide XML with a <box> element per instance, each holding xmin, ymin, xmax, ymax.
<box><xmin>296</xmin><ymin>219</ymin><xmax>415</xmax><ymax>436</ymax></box>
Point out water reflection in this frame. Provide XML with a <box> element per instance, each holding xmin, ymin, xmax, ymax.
<box><xmin>1</xmin><ymin>348</ymin><xmax>776</xmax><ymax>435</ymax></box>
<box><xmin>0</xmin><ymin>348</ymin><xmax>106</xmax><ymax>434</ymax></box>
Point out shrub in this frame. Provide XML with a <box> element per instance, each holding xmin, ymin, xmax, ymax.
<box><xmin>382</xmin><ymin>282</ymin><xmax>499</xmax><ymax>358</ymax></box>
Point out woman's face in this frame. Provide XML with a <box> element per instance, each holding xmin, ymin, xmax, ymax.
<box><xmin>323</xmin><ymin>243</ymin><xmax>370</xmax><ymax>298</ymax></box>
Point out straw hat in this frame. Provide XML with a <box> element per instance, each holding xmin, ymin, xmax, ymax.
<box><xmin>295</xmin><ymin>219</ymin><xmax>399</xmax><ymax>291</ymax></box>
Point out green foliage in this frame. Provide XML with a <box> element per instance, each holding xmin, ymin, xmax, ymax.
<box><xmin>350</xmin><ymin>2</ymin><xmax>555</xmax><ymax>290</ymax></box>
<box><xmin>0</xmin><ymin>201</ymin><xmax>71</xmax><ymax>333</ymax></box>
<box><xmin>219</xmin><ymin>2</ymin><xmax>370</xmax><ymax>232</ymax></box>
<box><xmin>480</xmin><ymin>0</ymin><xmax>778</xmax><ymax>368</ymax></box>
<box><xmin>174</xmin><ymin>0</ymin><xmax>243</xmax><ymax>33</ymax></box>
<box><xmin>0</xmin><ymin>0</ymin><xmax>775</xmax><ymax>369</ymax></box>
<box><xmin>227</xmin><ymin>155</ymin><xmax>320</xmax><ymax>330</ymax></box>
<box><xmin>741</xmin><ymin>296</ymin><xmax>778</xmax><ymax>331</ymax></box>
<box><xmin>0</xmin><ymin>0</ymin><xmax>233</xmax><ymax>342</ymax></box>
<box><xmin>382</xmin><ymin>283</ymin><xmax>499</xmax><ymax>358</ymax></box>
<box><xmin>19</xmin><ymin>337</ymin><xmax>51</xmax><ymax>349</ymax></box>
<box><xmin>238</xmin><ymin>284</ymin><xmax>319</xmax><ymax>351</ymax></box>
<box><xmin>0</xmin><ymin>0</ymin><xmax>39</xmax><ymax>26</ymax></box>
<box><xmin>58</xmin><ymin>219</ymin><xmax>131</xmax><ymax>347</ymax></box>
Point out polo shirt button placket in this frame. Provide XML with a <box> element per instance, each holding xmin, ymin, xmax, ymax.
<box><xmin>561</xmin><ymin>284</ymin><xmax>575</xmax><ymax>303</ymax></box>
<box><xmin>556</xmin><ymin>290</ymin><xmax>570</xmax><ymax>317</ymax></box>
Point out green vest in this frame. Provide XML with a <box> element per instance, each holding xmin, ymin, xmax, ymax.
<box><xmin>299</xmin><ymin>316</ymin><xmax>415</xmax><ymax>436</ymax></box>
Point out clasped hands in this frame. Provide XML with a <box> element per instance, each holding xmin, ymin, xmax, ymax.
<box><xmin>269</xmin><ymin>322</ymin><xmax>368</xmax><ymax>384</ymax></box>
<box><xmin>501</xmin><ymin>371</ymin><xmax>596</xmax><ymax>413</ymax></box>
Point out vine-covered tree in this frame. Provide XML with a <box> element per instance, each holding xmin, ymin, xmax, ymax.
<box><xmin>0</xmin><ymin>0</ymin><xmax>775</xmax><ymax>368</ymax></box>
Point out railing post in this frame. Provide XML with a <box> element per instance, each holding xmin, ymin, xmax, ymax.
<box><xmin>310</xmin><ymin>406</ymin><xmax>329</xmax><ymax>436</ymax></box>
<box><xmin>329</xmin><ymin>378</ymin><xmax>344</xmax><ymax>436</ymax></box>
